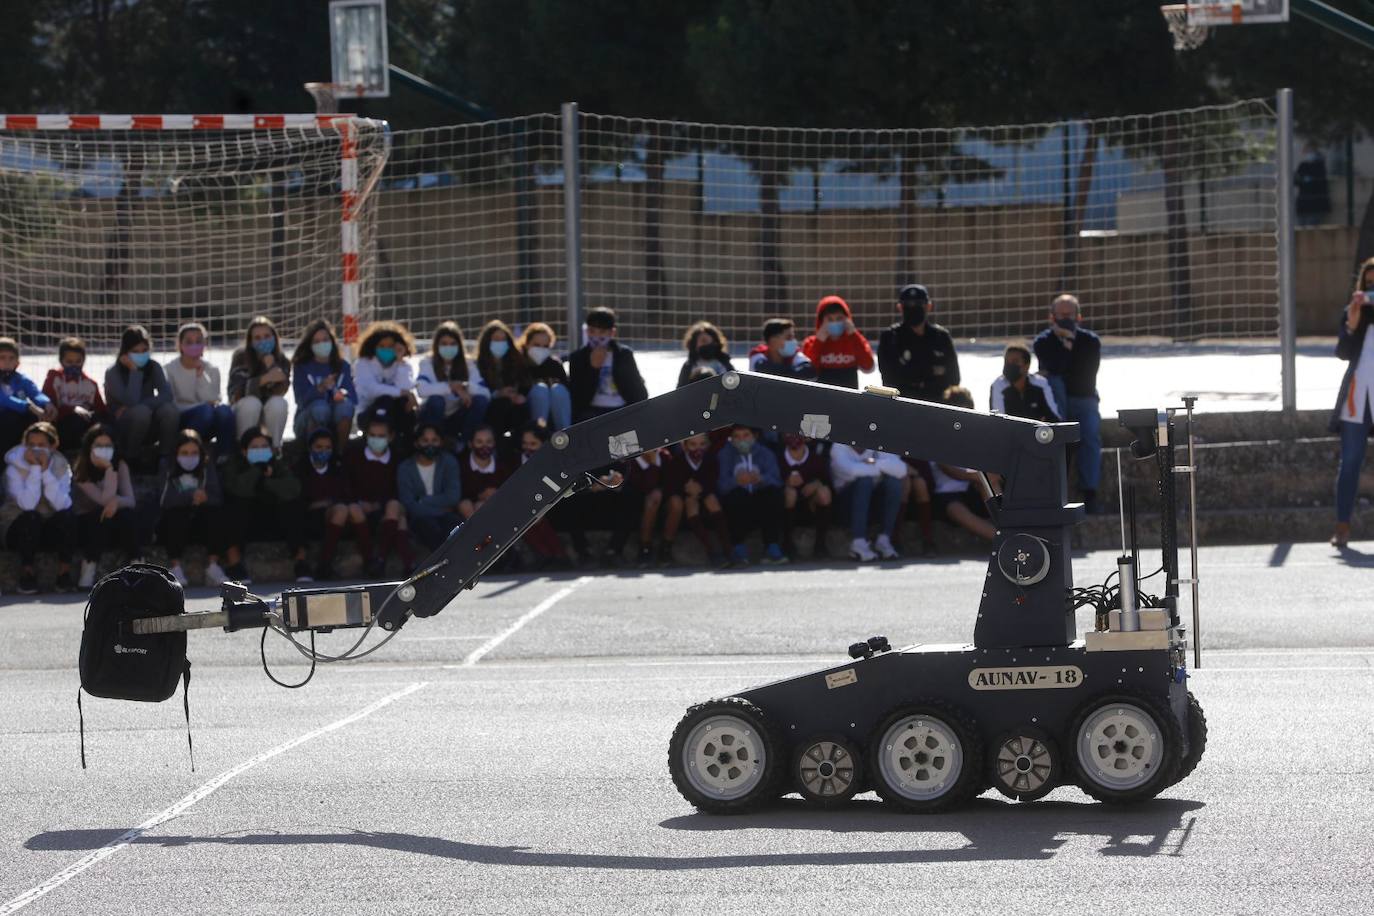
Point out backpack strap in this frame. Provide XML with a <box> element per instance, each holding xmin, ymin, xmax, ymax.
<box><xmin>77</xmin><ymin>686</ymin><xmax>87</xmax><ymax>770</ymax></box>
<box><xmin>182</xmin><ymin>661</ymin><xmax>194</xmax><ymax>773</ymax></box>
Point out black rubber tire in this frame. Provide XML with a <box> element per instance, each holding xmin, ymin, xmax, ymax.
<box><xmin>792</xmin><ymin>737</ymin><xmax>863</xmax><ymax>808</ymax></box>
<box><xmin>668</xmin><ymin>697</ymin><xmax>780</xmax><ymax>814</ymax></box>
<box><xmin>988</xmin><ymin>727</ymin><xmax>1062</xmax><ymax>803</ymax></box>
<box><xmin>867</xmin><ymin>701</ymin><xmax>984</xmax><ymax>814</ymax></box>
<box><xmin>1071</xmin><ymin>691</ymin><xmax>1181</xmax><ymax>804</ymax></box>
<box><xmin>1168</xmin><ymin>691</ymin><xmax>1208</xmax><ymax>787</ymax></box>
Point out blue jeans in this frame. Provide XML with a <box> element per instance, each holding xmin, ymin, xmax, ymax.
<box><xmin>1048</xmin><ymin>376</ymin><xmax>1102</xmax><ymax>492</ymax></box>
<box><xmin>294</xmin><ymin>398</ymin><xmax>356</xmax><ymax>441</ymax></box>
<box><xmin>842</xmin><ymin>475</ymin><xmax>903</xmax><ymax>538</ymax></box>
<box><xmin>1336</xmin><ymin>420</ymin><xmax>1370</xmax><ymax>522</ymax></box>
<box><xmin>179</xmin><ymin>403</ymin><xmax>235</xmax><ymax>453</ymax></box>
<box><xmin>419</xmin><ymin>394</ymin><xmax>490</xmax><ymax>448</ymax></box>
<box><xmin>527</xmin><ymin>382</ymin><xmax>573</xmax><ymax>430</ymax></box>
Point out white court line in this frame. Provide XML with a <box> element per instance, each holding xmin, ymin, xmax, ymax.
<box><xmin>0</xmin><ymin>681</ymin><xmax>427</xmax><ymax>916</ymax></box>
<box><xmin>458</xmin><ymin>576</ymin><xmax>591</xmax><ymax>668</ymax></box>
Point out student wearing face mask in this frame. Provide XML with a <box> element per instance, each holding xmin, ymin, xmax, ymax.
<box><xmin>227</xmin><ymin>316</ymin><xmax>291</xmax><ymax>448</ymax></box>
<box><xmin>344</xmin><ymin>415</ymin><xmax>417</xmax><ymax>578</ymax></box>
<box><xmin>299</xmin><ymin>429</ymin><xmax>369</xmax><ymax>581</ymax></box>
<box><xmin>352</xmin><ymin>320</ymin><xmax>418</xmax><ymax>444</ymax></box>
<box><xmin>801</xmin><ymin>295</ymin><xmax>875</xmax><ymax>389</ymax></box>
<box><xmin>677</xmin><ymin>321</ymin><xmax>735</xmax><ymax>388</ymax></box>
<box><xmin>747</xmin><ymin>318</ymin><xmax>816</xmax><ymax>380</ymax></box>
<box><xmin>0</xmin><ymin>338</ymin><xmax>57</xmax><ymax>456</ymax></box>
<box><xmin>416</xmin><ymin>321</ymin><xmax>488</xmax><ymax>452</ymax></box>
<box><xmin>717</xmin><ymin>425</ymin><xmax>788</xmax><ymax>567</ymax></box>
<box><xmin>397</xmin><ymin>422</ymin><xmax>464</xmax><ymax>553</ymax></box>
<box><xmin>569</xmin><ymin>307</ymin><xmax>649</xmax><ymax>422</ymax></box>
<box><xmin>1</xmin><ymin>421</ymin><xmax>76</xmax><ymax>594</ymax></box>
<box><xmin>458</xmin><ymin>425</ymin><xmax>512</xmax><ymax>521</ymax></box>
<box><xmin>1033</xmin><ymin>293</ymin><xmax>1102</xmax><ymax>512</ymax></box>
<box><xmin>165</xmin><ymin>323</ymin><xmax>236</xmax><ymax>457</ymax></box>
<box><xmin>43</xmin><ymin>337</ymin><xmax>106</xmax><ymax>453</ymax></box>
<box><xmin>70</xmin><ymin>424</ymin><xmax>143</xmax><ymax>588</ymax></box>
<box><xmin>291</xmin><ymin>319</ymin><xmax>357</xmax><ymax>448</ymax></box>
<box><xmin>877</xmin><ymin>284</ymin><xmax>961</xmax><ymax>402</ymax></box>
<box><xmin>474</xmin><ymin>319</ymin><xmax>531</xmax><ymax>448</ymax></box>
<box><xmin>104</xmin><ymin>325</ymin><xmax>180</xmax><ymax>466</ymax></box>
<box><xmin>518</xmin><ymin>322</ymin><xmax>572</xmax><ymax>430</ymax></box>
<box><xmin>222</xmin><ymin>427</ymin><xmax>307</xmax><ymax>583</ymax></box>
<box><xmin>661</xmin><ymin>433</ymin><xmax>732</xmax><ymax>567</ymax></box>
<box><xmin>990</xmin><ymin>344</ymin><xmax>1060</xmax><ymax>422</ymax></box>
<box><xmin>158</xmin><ymin>430</ymin><xmax>226</xmax><ymax>587</ymax></box>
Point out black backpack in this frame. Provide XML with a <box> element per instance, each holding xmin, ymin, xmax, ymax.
<box><xmin>77</xmin><ymin>563</ymin><xmax>193</xmax><ymax>768</ymax></box>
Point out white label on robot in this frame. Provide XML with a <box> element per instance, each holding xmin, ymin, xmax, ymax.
<box><xmin>799</xmin><ymin>414</ymin><xmax>832</xmax><ymax>438</ymax></box>
<box><xmin>607</xmin><ymin>430</ymin><xmax>641</xmax><ymax>459</ymax></box>
<box><xmin>825</xmin><ymin>668</ymin><xmax>857</xmax><ymax>689</ymax></box>
<box><xmin>966</xmin><ymin>665</ymin><xmax>1083</xmax><ymax>690</ymax></box>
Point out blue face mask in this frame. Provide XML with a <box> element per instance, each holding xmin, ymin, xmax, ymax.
<box><xmin>130</xmin><ymin>351</ymin><xmax>151</xmax><ymax>368</ymax></box>
<box><xmin>780</xmin><ymin>339</ymin><xmax>799</xmax><ymax>358</ymax></box>
<box><xmin>311</xmin><ymin>340</ymin><xmax>333</xmax><ymax>360</ymax></box>
<box><xmin>826</xmin><ymin>320</ymin><xmax>846</xmax><ymax>337</ymax></box>
<box><xmin>733</xmin><ymin>438</ymin><xmax>754</xmax><ymax>455</ymax></box>
<box><xmin>367</xmin><ymin>435</ymin><xmax>390</xmax><ymax>455</ymax></box>
<box><xmin>252</xmin><ymin>336</ymin><xmax>276</xmax><ymax>356</ymax></box>
<box><xmin>438</xmin><ymin>344</ymin><xmax>460</xmax><ymax>361</ymax></box>
<box><xmin>63</xmin><ymin>364</ymin><xmax>82</xmax><ymax>379</ymax></box>
<box><xmin>311</xmin><ymin>448</ymin><xmax>332</xmax><ymax>465</ymax></box>
<box><xmin>375</xmin><ymin>346</ymin><xmax>397</xmax><ymax>366</ymax></box>
<box><xmin>246</xmin><ymin>446</ymin><xmax>273</xmax><ymax>465</ymax></box>
<box><xmin>489</xmin><ymin>340</ymin><xmax>510</xmax><ymax>358</ymax></box>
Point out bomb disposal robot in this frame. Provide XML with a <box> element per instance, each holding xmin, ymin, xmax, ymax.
<box><xmin>126</xmin><ymin>371</ymin><xmax>1205</xmax><ymax>813</ymax></box>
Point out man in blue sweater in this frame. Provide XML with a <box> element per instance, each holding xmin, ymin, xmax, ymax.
<box><xmin>717</xmin><ymin>425</ymin><xmax>788</xmax><ymax>567</ymax></box>
<box><xmin>1033</xmin><ymin>294</ymin><xmax>1103</xmax><ymax>512</ymax></box>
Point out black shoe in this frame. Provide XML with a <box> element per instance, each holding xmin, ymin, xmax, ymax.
<box><xmin>922</xmin><ymin>539</ymin><xmax>938</xmax><ymax>558</ymax></box>
<box><xmin>16</xmin><ymin>572</ymin><xmax>38</xmax><ymax>595</ymax></box>
<box><xmin>294</xmin><ymin>559</ymin><xmax>313</xmax><ymax>583</ymax></box>
<box><xmin>601</xmin><ymin>549</ymin><xmax>622</xmax><ymax>569</ymax></box>
<box><xmin>636</xmin><ymin>546</ymin><xmax>653</xmax><ymax>569</ymax></box>
<box><xmin>54</xmin><ymin>571</ymin><xmax>74</xmax><ymax>592</ymax></box>
<box><xmin>656</xmin><ymin>544</ymin><xmax>675</xmax><ymax>568</ymax></box>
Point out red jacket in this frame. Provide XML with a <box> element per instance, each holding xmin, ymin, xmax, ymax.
<box><xmin>42</xmin><ymin>367</ymin><xmax>106</xmax><ymax>417</ymax></box>
<box><xmin>801</xmin><ymin>295</ymin><xmax>874</xmax><ymax>389</ymax></box>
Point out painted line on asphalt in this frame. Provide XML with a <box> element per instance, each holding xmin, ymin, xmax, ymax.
<box><xmin>0</xmin><ymin>681</ymin><xmax>427</xmax><ymax>916</ymax></box>
<box><xmin>458</xmin><ymin>576</ymin><xmax>591</xmax><ymax>668</ymax></box>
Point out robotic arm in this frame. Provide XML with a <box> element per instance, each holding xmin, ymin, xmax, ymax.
<box><xmin>138</xmin><ymin>371</ymin><xmax>1084</xmax><ymax>652</ymax></box>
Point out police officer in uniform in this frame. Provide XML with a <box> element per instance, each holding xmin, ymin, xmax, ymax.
<box><xmin>877</xmin><ymin>283</ymin><xmax>961</xmax><ymax>402</ymax></box>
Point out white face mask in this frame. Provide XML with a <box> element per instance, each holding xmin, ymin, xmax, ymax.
<box><xmin>528</xmin><ymin>346</ymin><xmax>552</xmax><ymax>365</ymax></box>
<box><xmin>92</xmin><ymin>446</ymin><xmax>115</xmax><ymax>463</ymax></box>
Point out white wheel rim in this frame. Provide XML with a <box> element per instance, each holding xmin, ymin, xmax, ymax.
<box><xmin>878</xmin><ymin>714</ymin><xmax>963</xmax><ymax>801</ymax></box>
<box><xmin>683</xmin><ymin>715</ymin><xmax>766</xmax><ymax>800</ymax></box>
<box><xmin>1077</xmin><ymin>702</ymin><xmax>1164</xmax><ymax>791</ymax></box>
<box><xmin>798</xmin><ymin>741</ymin><xmax>856</xmax><ymax>798</ymax></box>
<box><xmin>996</xmin><ymin>735</ymin><xmax>1053</xmax><ymax>794</ymax></box>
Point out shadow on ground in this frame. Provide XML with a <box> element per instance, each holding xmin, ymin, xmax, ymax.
<box><xmin>28</xmin><ymin>797</ymin><xmax>1204</xmax><ymax>867</ymax></box>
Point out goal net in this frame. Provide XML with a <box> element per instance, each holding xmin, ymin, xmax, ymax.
<box><xmin>0</xmin><ymin>115</ymin><xmax>389</xmax><ymax>352</ymax></box>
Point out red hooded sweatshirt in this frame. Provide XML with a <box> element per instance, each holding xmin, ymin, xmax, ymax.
<box><xmin>801</xmin><ymin>295</ymin><xmax>875</xmax><ymax>389</ymax></box>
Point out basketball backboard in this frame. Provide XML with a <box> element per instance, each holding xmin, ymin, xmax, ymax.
<box><xmin>329</xmin><ymin>0</ymin><xmax>390</xmax><ymax>98</ymax></box>
<box><xmin>1188</xmin><ymin>0</ymin><xmax>1289</xmax><ymax>25</ymax></box>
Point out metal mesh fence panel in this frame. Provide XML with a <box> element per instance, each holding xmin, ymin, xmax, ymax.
<box><xmin>0</xmin><ymin>117</ymin><xmax>388</xmax><ymax>352</ymax></box>
<box><xmin>577</xmin><ymin>100</ymin><xmax>1278</xmax><ymax>346</ymax></box>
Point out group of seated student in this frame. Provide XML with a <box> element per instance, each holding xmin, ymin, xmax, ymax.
<box><xmin>0</xmin><ymin>302</ymin><xmax>1005</xmax><ymax>594</ymax></box>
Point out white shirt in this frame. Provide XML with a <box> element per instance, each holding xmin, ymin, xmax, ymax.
<box><xmin>353</xmin><ymin>357</ymin><xmax>414</xmax><ymax>414</ymax></box>
<box><xmin>417</xmin><ymin>461</ymin><xmax>437</xmax><ymax>496</ymax></box>
<box><xmin>830</xmin><ymin>445</ymin><xmax>906</xmax><ymax>488</ymax></box>
<box><xmin>1347</xmin><ymin>327</ymin><xmax>1374</xmax><ymax>424</ymax></box>
<box><xmin>3</xmin><ymin>445</ymin><xmax>72</xmax><ymax>513</ymax></box>
<box><xmin>930</xmin><ymin>462</ymin><xmax>971</xmax><ymax>495</ymax></box>
<box><xmin>590</xmin><ymin>351</ymin><xmax>625</xmax><ymax>409</ymax></box>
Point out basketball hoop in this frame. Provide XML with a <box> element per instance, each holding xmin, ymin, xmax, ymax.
<box><xmin>1162</xmin><ymin>5</ymin><xmax>1211</xmax><ymax>51</ymax></box>
<box><xmin>305</xmin><ymin>82</ymin><xmax>342</xmax><ymax>115</ymax></box>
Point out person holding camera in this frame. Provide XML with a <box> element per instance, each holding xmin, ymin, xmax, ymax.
<box><xmin>1033</xmin><ymin>294</ymin><xmax>1102</xmax><ymax>512</ymax></box>
<box><xmin>1330</xmin><ymin>256</ymin><xmax>1374</xmax><ymax>547</ymax></box>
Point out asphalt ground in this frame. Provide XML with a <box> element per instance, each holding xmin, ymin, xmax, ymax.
<box><xmin>1</xmin><ymin>541</ymin><xmax>1371</xmax><ymax>915</ymax></box>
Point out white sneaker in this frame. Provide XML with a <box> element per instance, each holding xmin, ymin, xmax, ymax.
<box><xmin>78</xmin><ymin>560</ymin><xmax>97</xmax><ymax>589</ymax></box>
<box><xmin>849</xmin><ymin>537</ymin><xmax>878</xmax><ymax>562</ymax></box>
<box><xmin>874</xmin><ymin>534</ymin><xmax>900</xmax><ymax>560</ymax></box>
<box><xmin>205</xmin><ymin>561</ymin><xmax>228</xmax><ymax>587</ymax></box>
<box><xmin>169</xmin><ymin>563</ymin><xmax>189</xmax><ymax>587</ymax></box>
